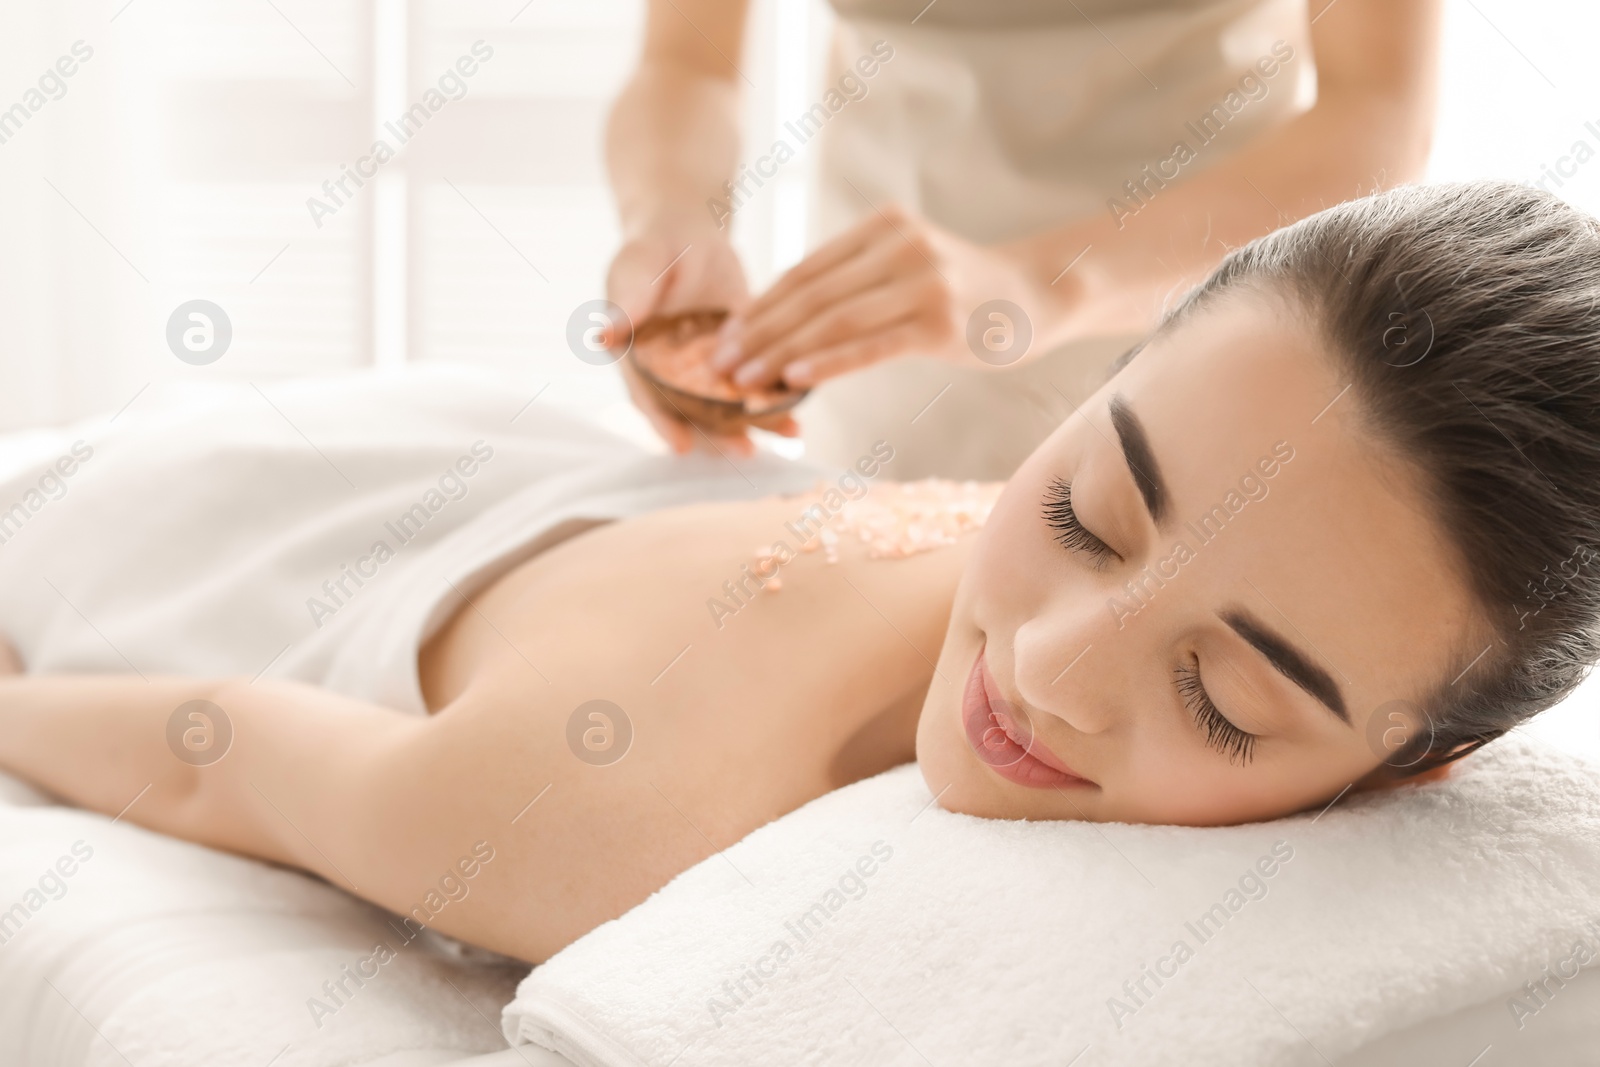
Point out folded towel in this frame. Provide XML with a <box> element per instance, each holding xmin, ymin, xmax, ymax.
<box><xmin>502</xmin><ymin>735</ymin><xmax>1600</xmax><ymax>1066</ymax></box>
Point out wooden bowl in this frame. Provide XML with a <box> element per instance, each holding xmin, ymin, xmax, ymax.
<box><xmin>627</xmin><ymin>309</ymin><xmax>807</xmax><ymax>436</ymax></box>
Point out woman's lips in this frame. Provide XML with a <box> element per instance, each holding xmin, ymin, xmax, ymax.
<box><xmin>961</xmin><ymin>649</ymin><xmax>1095</xmax><ymax>790</ymax></box>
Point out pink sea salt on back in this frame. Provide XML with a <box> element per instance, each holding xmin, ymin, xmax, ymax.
<box><xmin>748</xmin><ymin>479</ymin><xmax>1003</xmax><ymax>594</ymax></box>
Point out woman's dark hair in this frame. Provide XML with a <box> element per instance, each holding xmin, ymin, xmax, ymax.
<box><xmin>1151</xmin><ymin>181</ymin><xmax>1600</xmax><ymax>775</ymax></box>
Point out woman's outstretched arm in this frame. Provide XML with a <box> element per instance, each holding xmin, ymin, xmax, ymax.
<box><xmin>0</xmin><ymin>675</ymin><xmax>421</xmax><ymax>872</ymax></box>
<box><xmin>0</xmin><ymin>673</ymin><xmax>555</xmax><ymax>955</ymax></box>
<box><xmin>0</xmin><ymin>668</ymin><xmax>716</xmax><ymax>963</ymax></box>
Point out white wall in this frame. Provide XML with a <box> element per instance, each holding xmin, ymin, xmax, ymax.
<box><xmin>1425</xmin><ymin>0</ymin><xmax>1600</xmax><ymax>215</ymax></box>
<box><xmin>0</xmin><ymin>0</ymin><xmax>834</xmax><ymax>435</ymax></box>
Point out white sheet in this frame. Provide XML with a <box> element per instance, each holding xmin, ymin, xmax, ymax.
<box><xmin>0</xmin><ymin>774</ymin><xmax>530</xmax><ymax>1066</ymax></box>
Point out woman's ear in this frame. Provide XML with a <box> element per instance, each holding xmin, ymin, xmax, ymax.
<box><xmin>1352</xmin><ymin>749</ymin><xmax>1470</xmax><ymax>793</ymax></box>
<box><xmin>1356</xmin><ymin>764</ymin><xmax>1459</xmax><ymax>790</ymax></box>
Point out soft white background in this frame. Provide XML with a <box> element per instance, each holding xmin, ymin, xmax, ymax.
<box><xmin>0</xmin><ymin>0</ymin><xmax>1595</xmax><ymax>759</ymax></box>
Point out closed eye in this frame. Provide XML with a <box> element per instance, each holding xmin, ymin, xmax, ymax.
<box><xmin>1042</xmin><ymin>479</ymin><xmax>1119</xmax><ymax>567</ymax></box>
<box><xmin>1175</xmin><ymin>658</ymin><xmax>1258</xmax><ymax>765</ymax></box>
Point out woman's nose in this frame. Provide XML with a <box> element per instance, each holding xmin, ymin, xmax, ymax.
<box><xmin>1010</xmin><ymin>610</ymin><xmax>1123</xmax><ymax>735</ymax></box>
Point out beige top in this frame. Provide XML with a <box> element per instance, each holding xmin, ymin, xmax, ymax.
<box><xmin>802</xmin><ymin>0</ymin><xmax>1316</xmax><ymax>479</ymax></box>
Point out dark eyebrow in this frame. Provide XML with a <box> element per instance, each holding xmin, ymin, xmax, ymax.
<box><xmin>1221</xmin><ymin>608</ymin><xmax>1350</xmax><ymax>724</ymax></box>
<box><xmin>1108</xmin><ymin>394</ymin><xmax>1169</xmax><ymax>524</ymax></box>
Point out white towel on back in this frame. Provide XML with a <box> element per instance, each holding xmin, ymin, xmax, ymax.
<box><xmin>502</xmin><ymin>735</ymin><xmax>1600</xmax><ymax>1066</ymax></box>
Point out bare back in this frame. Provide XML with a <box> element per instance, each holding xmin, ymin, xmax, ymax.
<box><xmin>401</xmin><ymin>488</ymin><xmax>980</xmax><ymax>959</ymax></box>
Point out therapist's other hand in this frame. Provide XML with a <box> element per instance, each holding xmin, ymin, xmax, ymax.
<box><xmin>607</xmin><ymin>229</ymin><xmax>793</xmax><ymax>457</ymax></box>
<box><xmin>0</xmin><ymin>634</ymin><xmax>23</xmax><ymax>675</ymax></box>
<box><xmin>710</xmin><ymin>204</ymin><xmax>1046</xmax><ymax>390</ymax></box>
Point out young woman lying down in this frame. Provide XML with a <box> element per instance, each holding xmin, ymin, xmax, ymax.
<box><xmin>2</xmin><ymin>182</ymin><xmax>1598</xmax><ymax>966</ymax></box>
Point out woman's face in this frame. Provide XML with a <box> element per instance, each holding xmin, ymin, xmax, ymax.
<box><xmin>918</xmin><ymin>289</ymin><xmax>1484</xmax><ymax>825</ymax></box>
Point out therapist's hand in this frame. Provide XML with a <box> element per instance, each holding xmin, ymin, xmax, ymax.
<box><xmin>0</xmin><ymin>634</ymin><xmax>22</xmax><ymax>675</ymax></box>
<box><xmin>709</xmin><ymin>204</ymin><xmax>1053</xmax><ymax>391</ymax></box>
<box><xmin>607</xmin><ymin>227</ymin><xmax>795</xmax><ymax>457</ymax></box>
